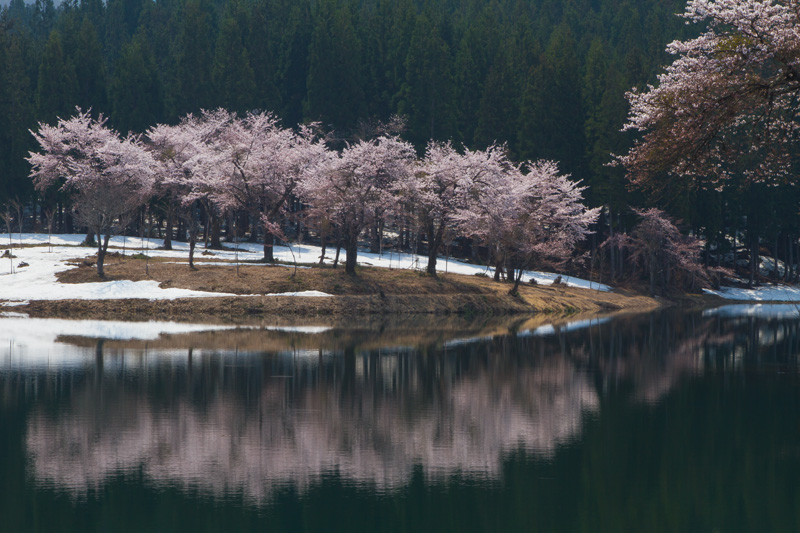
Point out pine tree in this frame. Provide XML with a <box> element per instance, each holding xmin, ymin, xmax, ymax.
<box><xmin>174</xmin><ymin>0</ymin><xmax>215</xmax><ymax>116</ymax></box>
<box><xmin>110</xmin><ymin>35</ymin><xmax>163</xmax><ymax>134</ymax></box>
<box><xmin>305</xmin><ymin>0</ymin><xmax>365</xmax><ymax>131</ymax></box>
<box><xmin>212</xmin><ymin>15</ymin><xmax>256</xmax><ymax>114</ymax></box>
<box><xmin>36</xmin><ymin>30</ymin><xmax>78</xmax><ymax>123</ymax></box>
<box><xmin>400</xmin><ymin>13</ymin><xmax>456</xmax><ymax>147</ymax></box>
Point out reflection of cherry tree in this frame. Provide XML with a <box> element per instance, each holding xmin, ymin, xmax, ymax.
<box><xmin>25</xmin><ymin>350</ymin><xmax>599</xmax><ymax>502</ymax></box>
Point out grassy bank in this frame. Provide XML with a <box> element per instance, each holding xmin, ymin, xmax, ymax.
<box><xmin>7</xmin><ymin>254</ymin><xmax>662</xmax><ymax>321</ymax></box>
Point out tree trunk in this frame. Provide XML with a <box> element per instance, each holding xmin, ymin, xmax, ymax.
<box><xmin>189</xmin><ymin>236</ymin><xmax>196</xmax><ymax>269</ymax></box>
<box><xmin>319</xmin><ymin>231</ymin><xmax>327</xmax><ymax>266</ymax></box>
<box><xmin>773</xmin><ymin>234</ymin><xmax>779</xmax><ymax>280</ymax></box>
<box><xmin>426</xmin><ymin>250</ymin><xmax>438</xmax><ymax>275</ymax></box>
<box><xmin>345</xmin><ymin>232</ymin><xmax>358</xmax><ymax>275</ymax></box>
<box><xmin>263</xmin><ymin>231</ymin><xmax>274</xmax><ymax>262</ymax></box>
<box><xmin>96</xmin><ymin>232</ymin><xmax>111</xmax><ymax>278</ymax></box>
<box><xmin>210</xmin><ymin>214</ymin><xmax>222</xmax><ymax>249</ymax></box>
<box><xmin>426</xmin><ymin>220</ymin><xmax>447</xmax><ymax>276</ymax></box>
<box><xmin>784</xmin><ymin>235</ymin><xmax>790</xmax><ymax>282</ymax></box>
<box><xmin>608</xmin><ymin>208</ymin><xmax>616</xmax><ymax>281</ymax></box>
<box><xmin>163</xmin><ymin>201</ymin><xmax>175</xmax><ymax>250</ymax></box>
<box><xmin>333</xmin><ymin>240</ymin><xmax>342</xmax><ymax>268</ymax></box>
<box><xmin>370</xmin><ymin>220</ymin><xmax>380</xmax><ymax>253</ymax></box>
<box><xmin>510</xmin><ymin>263</ymin><xmax>524</xmax><ymax>295</ymax></box>
<box><xmin>506</xmin><ymin>256</ymin><xmax>515</xmax><ymax>284</ymax></box>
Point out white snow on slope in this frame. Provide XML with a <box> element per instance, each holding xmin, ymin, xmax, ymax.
<box><xmin>703</xmin><ymin>285</ymin><xmax>800</xmax><ymax>302</ymax></box>
<box><xmin>0</xmin><ymin>233</ymin><xmax>609</xmax><ymax>302</ymax></box>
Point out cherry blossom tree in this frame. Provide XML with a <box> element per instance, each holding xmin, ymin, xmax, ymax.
<box><xmin>458</xmin><ymin>158</ymin><xmax>599</xmax><ymax>294</ymax></box>
<box><xmin>607</xmin><ymin>208</ymin><xmax>708</xmax><ymax>295</ymax></box>
<box><xmin>202</xmin><ymin>111</ymin><xmax>327</xmax><ymax>262</ymax></box>
<box><xmin>408</xmin><ymin>142</ymin><xmax>507</xmax><ymax>276</ymax></box>
<box><xmin>146</xmin><ymin>120</ymin><xmax>200</xmax><ymax>252</ymax></box>
<box><xmin>620</xmin><ymin>0</ymin><xmax>800</xmax><ymax>186</ymax></box>
<box><xmin>28</xmin><ymin>109</ymin><xmax>157</xmax><ymax>278</ymax></box>
<box><xmin>299</xmin><ymin>136</ymin><xmax>415</xmax><ymax>275</ymax></box>
<box><xmin>149</xmin><ymin>116</ymin><xmax>212</xmax><ymax>267</ymax></box>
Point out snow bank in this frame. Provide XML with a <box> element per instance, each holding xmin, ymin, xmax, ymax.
<box><xmin>703</xmin><ymin>284</ymin><xmax>800</xmax><ymax>302</ymax></box>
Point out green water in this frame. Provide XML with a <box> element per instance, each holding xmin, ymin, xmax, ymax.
<box><xmin>1</xmin><ymin>307</ymin><xmax>800</xmax><ymax>532</ymax></box>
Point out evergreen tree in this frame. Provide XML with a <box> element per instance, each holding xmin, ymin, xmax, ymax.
<box><xmin>246</xmin><ymin>0</ymin><xmax>282</xmax><ymax>113</ymax></box>
<box><xmin>32</xmin><ymin>0</ymin><xmax>55</xmax><ymax>38</ymax></box>
<box><xmin>174</xmin><ymin>0</ymin><xmax>215</xmax><ymax>116</ymax></box>
<box><xmin>400</xmin><ymin>13</ymin><xmax>456</xmax><ymax>147</ymax></box>
<box><xmin>36</xmin><ymin>29</ymin><xmax>77</xmax><ymax>122</ymax></box>
<box><xmin>71</xmin><ymin>17</ymin><xmax>107</xmax><ymax>113</ymax></box>
<box><xmin>212</xmin><ymin>14</ymin><xmax>256</xmax><ymax>114</ymax></box>
<box><xmin>305</xmin><ymin>0</ymin><xmax>365</xmax><ymax>132</ymax></box>
<box><xmin>110</xmin><ymin>35</ymin><xmax>163</xmax><ymax>134</ymax></box>
<box><xmin>474</xmin><ymin>41</ymin><xmax>519</xmax><ymax>151</ymax></box>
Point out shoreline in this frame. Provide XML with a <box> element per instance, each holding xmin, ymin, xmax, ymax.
<box><xmin>6</xmin><ymin>259</ymin><xmax>664</xmax><ymax>322</ymax></box>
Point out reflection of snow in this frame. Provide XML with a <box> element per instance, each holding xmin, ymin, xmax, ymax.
<box><xmin>441</xmin><ymin>317</ymin><xmax>612</xmax><ymax>348</ymax></box>
<box><xmin>441</xmin><ymin>335</ymin><xmax>494</xmax><ymax>348</ymax></box>
<box><xmin>0</xmin><ymin>233</ymin><xmax>609</xmax><ymax>303</ymax></box>
<box><xmin>703</xmin><ymin>303</ymin><xmax>800</xmax><ymax>319</ymax></box>
<box><xmin>519</xmin><ymin>317</ymin><xmax>611</xmax><ymax>337</ymax></box>
<box><xmin>0</xmin><ymin>318</ymin><xmax>329</xmax><ymax>370</ymax></box>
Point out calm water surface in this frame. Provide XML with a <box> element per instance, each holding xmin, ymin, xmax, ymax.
<box><xmin>1</xmin><ymin>307</ymin><xmax>800</xmax><ymax>532</ymax></box>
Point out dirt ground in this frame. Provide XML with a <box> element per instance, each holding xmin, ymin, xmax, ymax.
<box><xmin>16</xmin><ymin>254</ymin><xmax>663</xmax><ymax>321</ymax></box>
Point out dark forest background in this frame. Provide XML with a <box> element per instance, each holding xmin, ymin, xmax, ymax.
<box><xmin>0</xmin><ymin>0</ymin><xmax>692</xmax><ymax>211</ymax></box>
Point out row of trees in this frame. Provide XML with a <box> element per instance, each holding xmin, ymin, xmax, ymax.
<box><xmin>28</xmin><ymin>108</ymin><xmax>599</xmax><ymax>290</ymax></box>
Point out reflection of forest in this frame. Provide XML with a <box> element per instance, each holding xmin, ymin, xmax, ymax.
<box><xmin>11</xmin><ymin>310</ymin><xmax>800</xmax><ymax>503</ymax></box>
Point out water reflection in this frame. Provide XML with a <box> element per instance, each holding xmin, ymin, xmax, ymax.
<box><xmin>3</xmin><ymin>306</ymin><xmax>800</xmax><ymax>507</ymax></box>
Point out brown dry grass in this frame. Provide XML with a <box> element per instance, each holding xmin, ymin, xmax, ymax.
<box><xmin>16</xmin><ymin>253</ymin><xmax>661</xmax><ymax>321</ymax></box>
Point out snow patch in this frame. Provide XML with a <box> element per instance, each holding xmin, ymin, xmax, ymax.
<box><xmin>265</xmin><ymin>291</ymin><xmax>332</xmax><ymax>297</ymax></box>
<box><xmin>704</xmin><ymin>284</ymin><xmax>800</xmax><ymax>302</ymax></box>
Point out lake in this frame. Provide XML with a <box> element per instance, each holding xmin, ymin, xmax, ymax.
<box><xmin>1</xmin><ymin>306</ymin><xmax>799</xmax><ymax>532</ymax></box>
